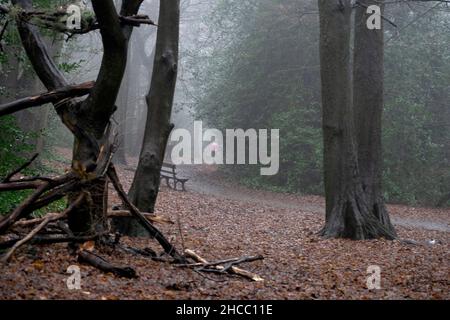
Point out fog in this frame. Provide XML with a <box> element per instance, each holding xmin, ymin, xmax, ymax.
<box><xmin>2</xmin><ymin>0</ymin><xmax>449</xmax><ymax>206</ymax></box>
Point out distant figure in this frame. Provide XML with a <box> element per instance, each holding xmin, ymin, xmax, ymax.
<box><xmin>210</xmin><ymin>142</ymin><xmax>220</xmax><ymax>158</ymax></box>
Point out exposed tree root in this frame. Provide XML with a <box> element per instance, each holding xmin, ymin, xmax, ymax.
<box><xmin>372</xmin><ymin>199</ymin><xmax>397</xmax><ymax>237</ymax></box>
<box><xmin>320</xmin><ymin>191</ymin><xmax>396</xmax><ymax>240</ymax></box>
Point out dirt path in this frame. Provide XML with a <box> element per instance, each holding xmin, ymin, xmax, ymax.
<box><xmin>177</xmin><ymin>164</ymin><xmax>450</xmax><ymax>233</ymax></box>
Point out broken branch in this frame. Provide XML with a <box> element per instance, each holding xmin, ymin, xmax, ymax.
<box><xmin>184</xmin><ymin>249</ymin><xmax>264</xmax><ymax>282</ymax></box>
<box><xmin>2</xmin><ymin>153</ymin><xmax>39</xmax><ymax>183</ymax></box>
<box><xmin>1</xmin><ymin>193</ymin><xmax>85</xmax><ymax>262</ymax></box>
<box><xmin>107</xmin><ymin>165</ymin><xmax>186</xmax><ymax>263</ymax></box>
<box><xmin>78</xmin><ymin>249</ymin><xmax>137</xmax><ymax>278</ymax></box>
<box><xmin>0</xmin><ymin>81</ymin><xmax>94</xmax><ymax>117</ymax></box>
<box><xmin>108</xmin><ymin>210</ymin><xmax>174</xmax><ymax>225</ymax></box>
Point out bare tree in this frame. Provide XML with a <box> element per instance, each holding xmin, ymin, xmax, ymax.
<box><xmin>128</xmin><ymin>0</ymin><xmax>180</xmax><ymax>213</ymax></box>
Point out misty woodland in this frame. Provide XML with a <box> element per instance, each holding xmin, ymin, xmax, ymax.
<box><xmin>0</xmin><ymin>0</ymin><xmax>448</xmax><ymax>300</ymax></box>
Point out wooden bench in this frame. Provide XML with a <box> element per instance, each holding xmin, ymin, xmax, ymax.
<box><xmin>160</xmin><ymin>162</ymin><xmax>188</xmax><ymax>191</ymax></box>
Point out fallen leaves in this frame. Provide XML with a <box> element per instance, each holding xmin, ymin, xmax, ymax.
<box><xmin>0</xmin><ymin>155</ymin><xmax>448</xmax><ymax>300</ymax></box>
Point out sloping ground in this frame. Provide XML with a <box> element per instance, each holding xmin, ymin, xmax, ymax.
<box><xmin>0</xmin><ymin>153</ymin><xmax>448</xmax><ymax>300</ymax></box>
<box><xmin>178</xmin><ymin>164</ymin><xmax>450</xmax><ymax>232</ymax></box>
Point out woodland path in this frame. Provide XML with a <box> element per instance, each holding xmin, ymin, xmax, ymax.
<box><xmin>177</xmin><ymin>164</ymin><xmax>450</xmax><ymax>233</ymax></box>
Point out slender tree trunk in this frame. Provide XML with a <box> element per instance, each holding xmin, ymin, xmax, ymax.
<box><xmin>318</xmin><ymin>0</ymin><xmax>395</xmax><ymax>240</ymax></box>
<box><xmin>128</xmin><ymin>0</ymin><xmax>179</xmax><ymax>213</ymax></box>
<box><xmin>353</xmin><ymin>0</ymin><xmax>396</xmax><ymax>235</ymax></box>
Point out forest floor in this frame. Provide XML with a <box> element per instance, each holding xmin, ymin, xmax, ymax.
<box><xmin>0</xmin><ymin>148</ymin><xmax>448</xmax><ymax>300</ymax></box>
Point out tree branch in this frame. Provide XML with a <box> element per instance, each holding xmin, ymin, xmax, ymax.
<box><xmin>107</xmin><ymin>165</ymin><xmax>186</xmax><ymax>263</ymax></box>
<box><xmin>2</xmin><ymin>153</ymin><xmax>39</xmax><ymax>182</ymax></box>
<box><xmin>0</xmin><ymin>81</ymin><xmax>94</xmax><ymax>117</ymax></box>
<box><xmin>1</xmin><ymin>193</ymin><xmax>85</xmax><ymax>263</ymax></box>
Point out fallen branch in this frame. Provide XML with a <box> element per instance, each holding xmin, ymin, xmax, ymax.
<box><xmin>184</xmin><ymin>249</ymin><xmax>264</xmax><ymax>282</ymax></box>
<box><xmin>0</xmin><ymin>233</ymin><xmax>104</xmax><ymax>249</ymax></box>
<box><xmin>2</xmin><ymin>153</ymin><xmax>39</xmax><ymax>183</ymax></box>
<box><xmin>107</xmin><ymin>165</ymin><xmax>186</xmax><ymax>263</ymax></box>
<box><xmin>177</xmin><ymin>255</ymin><xmax>264</xmax><ymax>269</ymax></box>
<box><xmin>108</xmin><ymin>210</ymin><xmax>174</xmax><ymax>225</ymax></box>
<box><xmin>2</xmin><ymin>213</ymin><xmax>63</xmax><ymax>262</ymax></box>
<box><xmin>1</xmin><ymin>193</ymin><xmax>84</xmax><ymax>262</ymax></box>
<box><xmin>78</xmin><ymin>249</ymin><xmax>137</xmax><ymax>278</ymax></box>
<box><xmin>0</xmin><ymin>182</ymin><xmax>49</xmax><ymax>234</ymax></box>
<box><xmin>0</xmin><ymin>19</ymin><xmax>9</xmax><ymax>52</ymax></box>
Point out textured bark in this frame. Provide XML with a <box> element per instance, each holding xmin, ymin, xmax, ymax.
<box><xmin>128</xmin><ymin>0</ymin><xmax>179</xmax><ymax>216</ymax></box>
<box><xmin>318</xmin><ymin>0</ymin><xmax>395</xmax><ymax>240</ymax></box>
<box><xmin>114</xmin><ymin>51</ymin><xmax>131</xmax><ymax>166</ymax></box>
<box><xmin>11</xmin><ymin>0</ymin><xmax>142</xmax><ymax>237</ymax></box>
<box><xmin>0</xmin><ymin>81</ymin><xmax>94</xmax><ymax>117</ymax></box>
<box><xmin>353</xmin><ymin>0</ymin><xmax>396</xmax><ymax>236</ymax></box>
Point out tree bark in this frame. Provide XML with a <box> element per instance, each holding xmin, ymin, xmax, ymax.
<box><xmin>318</xmin><ymin>0</ymin><xmax>395</xmax><ymax>240</ymax></box>
<box><xmin>11</xmin><ymin>0</ymin><xmax>143</xmax><ymax>237</ymax></box>
<box><xmin>353</xmin><ymin>0</ymin><xmax>396</xmax><ymax>236</ymax></box>
<box><xmin>128</xmin><ymin>0</ymin><xmax>179</xmax><ymax>216</ymax></box>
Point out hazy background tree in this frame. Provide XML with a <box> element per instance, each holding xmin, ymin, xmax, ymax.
<box><xmin>189</xmin><ymin>0</ymin><xmax>450</xmax><ymax>207</ymax></box>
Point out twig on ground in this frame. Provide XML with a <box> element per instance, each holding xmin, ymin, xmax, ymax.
<box><xmin>183</xmin><ymin>249</ymin><xmax>264</xmax><ymax>282</ymax></box>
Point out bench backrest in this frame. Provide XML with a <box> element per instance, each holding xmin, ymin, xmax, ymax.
<box><xmin>161</xmin><ymin>162</ymin><xmax>176</xmax><ymax>176</ymax></box>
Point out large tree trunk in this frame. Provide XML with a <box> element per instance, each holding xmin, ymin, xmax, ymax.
<box><xmin>12</xmin><ymin>0</ymin><xmax>142</xmax><ymax>237</ymax></box>
<box><xmin>353</xmin><ymin>0</ymin><xmax>396</xmax><ymax>236</ymax></box>
<box><xmin>128</xmin><ymin>0</ymin><xmax>179</xmax><ymax>215</ymax></box>
<box><xmin>318</xmin><ymin>0</ymin><xmax>395</xmax><ymax>240</ymax></box>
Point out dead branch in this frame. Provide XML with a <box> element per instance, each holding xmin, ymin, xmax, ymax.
<box><xmin>12</xmin><ymin>212</ymin><xmax>65</xmax><ymax>229</ymax></box>
<box><xmin>0</xmin><ymin>171</ymin><xmax>81</xmax><ymax>235</ymax></box>
<box><xmin>119</xmin><ymin>15</ymin><xmax>157</xmax><ymax>27</ymax></box>
<box><xmin>107</xmin><ymin>165</ymin><xmax>186</xmax><ymax>263</ymax></box>
<box><xmin>78</xmin><ymin>249</ymin><xmax>137</xmax><ymax>278</ymax></box>
<box><xmin>1</xmin><ymin>193</ymin><xmax>85</xmax><ymax>262</ymax></box>
<box><xmin>108</xmin><ymin>210</ymin><xmax>174</xmax><ymax>225</ymax></box>
<box><xmin>0</xmin><ymin>180</ymin><xmax>42</xmax><ymax>191</ymax></box>
<box><xmin>0</xmin><ymin>171</ymin><xmax>74</xmax><ymax>192</ymax></box>
<box><xmin>2</xmin><ymin>153</ymin><xmax>39</xmax><ymax>183</ymax></box>
<box><xmin>0</xmin><ymin>19</ymin><xmax>9</xmax><ymax>52</ymax></box>
<box><xmin>0</xmin><ymin>183</ymin><xmax>50</xmax><ymax>234</ymax></box>
<box><xmin>0</xmin><ymin>81</ymin><xmax>94</xmax><ymax>117</ymax></box>
<box><xmin>354</xmin><ymin>1</ymin><xmax>398</xmax><ymax>28</ymax></box>
<box><xmin>0</xmin><ymin>233</ymin><xmax>104</xmax><ymax>249</ymax></box>
<box><xmin>0</xmin><ymin>4</ymin><xmax>9</xmax><ymax>15</ymax></box>
<box><xmin>184</xmin><ymin>249</ymin><xmax>264</xmax><ymax>282</ymax></box>
<box><xmin>2</xmin><ymin>213</ymin><xmax>64</xmax><ymax>262</ymax></box>
<box><xmin>177</xmin><ymin>255</ymin><xmax>264</xmax><ymax>269</ymax></box>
